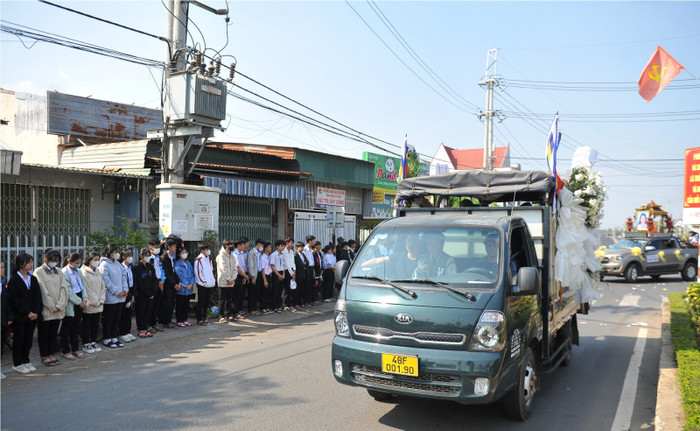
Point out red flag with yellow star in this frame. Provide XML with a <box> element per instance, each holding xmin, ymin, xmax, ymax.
<box><xmin>637</xmin><ymin>46</ymin><xmax>684</xmax><ymax>102</ymax></box>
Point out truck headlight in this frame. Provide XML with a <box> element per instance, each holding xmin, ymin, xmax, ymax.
<box><xmin>469</xmin><ymin>311</ymin><xmax>506</xmax><ymax>352</ymax></box>
<box><xmin>334</xmin><ymin>299</ymin><xmax>350</xmax><ymax>337</ymax></box>
<box><xmin>609</xmin><ymin>255</ymin><xmax>621</xmax><ymax>262</ymax></box>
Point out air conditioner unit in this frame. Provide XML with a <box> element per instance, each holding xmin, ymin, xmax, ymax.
<box><xmin>164</xmin><ymin>72</ymin><xmax>227</xmax><ymax>125</ymax></box>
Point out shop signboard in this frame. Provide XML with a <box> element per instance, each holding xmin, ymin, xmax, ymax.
<box><xmin>363</xmin><ymin>152</ymin><xmax>400</xmax><ymax>219</ymax></box>
<box><xmin>684</xmin><ymin>147</ymin><xmax>700</xmax><ymax>225</ymax></box>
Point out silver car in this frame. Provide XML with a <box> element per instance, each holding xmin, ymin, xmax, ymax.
<box><xmin>601</xmin><ymin>236</ymin><xmax>698</xmax><ymax>282</ymax></box>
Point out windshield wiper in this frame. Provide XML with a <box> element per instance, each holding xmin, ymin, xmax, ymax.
<box><xmin>392</xmin><ymin>279</ymin><xmax>476</xmax><ymax>302</ymax></box>
<box><xmin>351</xmin><ymin>276</ymin><xmax>417</xmax><ymax>299</ymax></box>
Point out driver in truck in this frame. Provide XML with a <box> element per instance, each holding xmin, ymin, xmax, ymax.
<box><xmin>414</xmin><ymin>232</ymin><xmax>457</xmax><ymax>278</ymax></box>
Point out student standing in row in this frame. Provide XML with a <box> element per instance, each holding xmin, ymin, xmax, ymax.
<box><xmin>1</xmin><ymin>262</ymin><xmax>10</xmax><ymax>378</ymax></box>
<box><xmin>7</xmin><ymin>253</ymin><xmax>42</xmax><ymax>374</ymax></box>
<box><xmin>270</xmin><ymin>240</ymin><xmax>285</xmax><ymax>313</ymax></box>
<box><xmin>148</xmin><ymin>239</ymin><xmax>165</xmax><ymax>331</ymax></box>
<box><xmin>283</xmin><ymin>238</ymin><xmax>296</xmax><ymax>311</ymax></box>
<box><xmin>233</xmin><ymin>238</ymin><xmax>250</xmax><ymax>319</ymax></box>
<box><xmin>81</xmin><ymin>252</ymin><xmax>105</xmax><ymax>354</ymax></box>
<box><xmin>60</xmin><ymin>253</ymin><xmax>87</xmax><ymax>360</ymax></box>
<box><xmin>216</xmin><ymin>239</ymin><xmax>236</xmax><ymax>322</ymax></box>
<box><xmin>246</xmin><ymin>239</ymin><xmax>263</xmax><ymax>315</ymax></box>
<box><xmin>174</xmin><ymin>248</ymin><xmax>194</xmax><ymax>327</ymax></box>
<box><xmin>303</xmin><ymin>235</ymin><xmax>316</xmax><ymax>307</ymax></box>
<box><xmin>119</xmin><ymin>249</ymin><xmax>136</xmax><ymax>343</ymax></box>
<box><xmin>100</xmin><ymin>244</ymin><xmax>128</xmax><ymax>348</ymax></box>
<box><xmin>322</xmin><ymin>244</ymin><xmax>336</xmax><ymax>302</ymax></box>
<box><xmin>312</xmin><ymin>241</ymin><xmax>323</xmax><ymax>304</ymax></box>
<box><xmin>259</xmin><ymin>242</ymin><xmax>272</xmax><ymax>313</ymax></box>
<box><xmin>159</xmin><ymin>238</ymin><xmax>181</xmax><ymax>328</ymax></box>
<box><xmin>292</xmin><ymin>242</ymin><xmax>307</xmax><ymax>309</ymax></box>
<box><xmin>133</xmin><ymin>248</ymin><xmax>157</xmax><ymax>338</ymax></box>
<box><xmin>34</xmin><ymin>249</ymin><xmax>68</xmax><ymax>366</ymax></box>
<box><xmin>194</xmin><ymin>243</ymin><xmax>215</xmax><ymax>325</ymax></box>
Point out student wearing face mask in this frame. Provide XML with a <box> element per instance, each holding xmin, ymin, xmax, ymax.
<box><xmin>174</xmin><ymin>247</ymin><xmax>194</xmax><ymax>326</ymax></box>
<box><xmin>60</xmin><ymin>253</ymin><xmax>88</xmax><ymax>360</ymax></box>
<box><xmin>7</xmin><ymin>253</ymin><xmax>42</xmax><ymax>374</ymax></box>
<box><xmin>34</xmin><ymin>249</ymin><xmax>69</xmax><ymax>366</ymax></box>
<box><xmin>216</xmin><ymin>239</ymin><xmax>237</xmax><ymax>322</ymax></box>
<box><xmin>99</xmin><ymin>244</ymin><xmax>129</xmax><ymax>348</ymax></box>
<box><xmin>118</xmin><ymin>249</ymin><xmax>136</xmax><ymax>343</ymax></box>
<box><xmin>194</xmin><ymin>243</ymin><xmax>215</xmax><ymax>325</ymax></box>
<box><xmin>132</xmin><ymin>248</ymin><xmax>157</xmax><ymax>337</ymax></box>
<box><xmin>80</xmin><ymin>252</ymin><xmax>106</xmax><ymax>354</ymax></box>
<box><xmin>148</xmin><ymin>238</ymin><xmax>165</xmax><ymax>331</ymax></box>
<box><xmin>246</xmin><ymin>239</ymin><xmax>263</xmax><ymax>315</ymax></box>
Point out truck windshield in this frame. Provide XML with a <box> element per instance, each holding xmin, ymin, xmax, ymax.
<box><xmin>608</xmin><ymin>239</ymin><xmax>644</xmax><ymax>250</ymax></box>
<box><xmin>351</xmin><ymin>225</ymin><xmax>502</xmax><ymax>289</ymax></box>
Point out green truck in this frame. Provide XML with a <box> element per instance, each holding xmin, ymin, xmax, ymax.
<box><xmin>331</xmin><ymin>170</ymin><xmax>584</xmax><ymax>420</ymax></box>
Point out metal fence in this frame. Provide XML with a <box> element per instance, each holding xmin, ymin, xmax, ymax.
<box><xmin>1</xmin><ymin>235</ymin><xmax>88</xmax><ymax>272</ymax></box>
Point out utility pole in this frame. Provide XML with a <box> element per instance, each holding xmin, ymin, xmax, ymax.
<box><xmin>478</xmin><ymin>48</ymin><xmax>500</xmax><ymax>170</ymax></box>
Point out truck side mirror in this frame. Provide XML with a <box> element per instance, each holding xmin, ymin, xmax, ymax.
<box><xmin>335</xmin><ymin>260</ymin><xmax>350</xmax><ymax>284</ymax></box>
<box><xmin>512</xmin><ymin>267</ymin><xmax>539</xmax><ymax>295</ymax></box>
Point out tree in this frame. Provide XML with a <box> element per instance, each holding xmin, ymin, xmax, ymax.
<box><xmin>87</xmin><ymin>215</ymin><xmax>149</xmax><ymax>255</ymax></box>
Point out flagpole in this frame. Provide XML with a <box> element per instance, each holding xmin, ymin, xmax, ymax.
<box><xmin>684</xmin><ymin>68</ymin><xmax>700</xmax><ymax>83</ymax></box>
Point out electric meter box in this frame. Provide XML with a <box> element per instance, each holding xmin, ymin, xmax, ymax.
<box><xmin>157</xmin><ymin>183</ymin><xmax>220</xmax><ymax>241</ymax></box>
<box><xmin>164</xmin><ymin>71</ymin><xmax>227</xmax><ymax>125</ymax></box>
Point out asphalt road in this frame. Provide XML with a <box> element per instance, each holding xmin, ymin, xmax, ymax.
<box><xmin>0</xmin><ymin>274</ymin><xmax>689</xmax><ymax>430</ymax></box>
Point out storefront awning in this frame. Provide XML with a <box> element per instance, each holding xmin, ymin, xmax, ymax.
<box><xmin>203</xmin><ymin>176</ymin><xmax>306</xmax><ymax>200</ymax></box>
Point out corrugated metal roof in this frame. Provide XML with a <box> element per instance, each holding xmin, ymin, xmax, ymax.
<box><xmin>207</xmin><ymin>142</ymin><xmax>297</xmax><ymax>160</ymax></box>
<box><xmin>23</xmin><ymin>163</ymin><xmax>152</xmax><ymax>178</ymax></box>
<box><xmin>47</xmin><ymin>92</ymin><xmax>162</xmax><ymax>142</ymax></box>
<box><xmin>60</xmin><ymin>140</ymin><xmax>152</xmax><ymax>169</ymax></box>
<box><xmin>295</xmin><ymin>149</ymin><xmax>374</xmax><ymax>189</ymax></box>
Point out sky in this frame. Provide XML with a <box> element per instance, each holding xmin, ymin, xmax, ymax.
<box><xmin>1</xmin><ymin>1</ymin><xmax>699</xmax><ymax>230</ymax></box>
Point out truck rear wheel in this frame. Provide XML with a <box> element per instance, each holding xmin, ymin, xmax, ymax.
<box><xmin>681</xmin><ymin>261</ymin><xmax>697</xmax><ymax>282</ymax></box>
<box><xmin>624</xmin><ymin>263</ymin><xmax>640</xmax><ymax>283</ymax></box>
<box><xmin>367</xmin><ymin>389</ymin><xmax>394</xmax><ymax>401</ymax></box>
<box><xmin>504</xmin><ymin>347</ymin><xmax>538</xmax><ymax>421</ymax></box>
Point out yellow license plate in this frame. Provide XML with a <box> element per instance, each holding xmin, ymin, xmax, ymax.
<box><xmin>381</xmin><ymin>354</ymin><xmax>418</xmax><ymax>377</ymax></box>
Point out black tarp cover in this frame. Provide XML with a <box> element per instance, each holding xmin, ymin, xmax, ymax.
<box><xmin>397</xmin><ymin>169</ymin><xmax>553</xmax><ymax>202</ymax></box>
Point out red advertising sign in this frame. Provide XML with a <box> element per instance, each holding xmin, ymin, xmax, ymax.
<box><xmin>684</xmin><ymin>147</ymin><xmax>700</xmax><ymax>208</ymax></box>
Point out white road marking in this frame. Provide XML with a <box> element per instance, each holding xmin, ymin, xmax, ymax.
<box><xmin>610</xmin><ymin>327</ymin><xmax>648</xmax><ymax>431</ymax></box>
<box><xmin>619</xmin><ymin>295</ymin><xmax>640</xmax><ymax>307</ymax></box>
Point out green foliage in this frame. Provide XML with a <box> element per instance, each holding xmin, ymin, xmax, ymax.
<box><xmin>87</xmin><ymin>215</ymin><xmax>149</xmax><ymax>255</ymax></box>
<box><xmin>669</xmin><ymin>293</ymin><xmax>700</xmax><ymax>430</ymax></box>
<box><xmin>688</xmin><ymin>283</ymin><xmax>700</xmax><ymax>329</ymax></box>
<box><xmin>406</xmin><ymin>149</ymin><xmax>420</xmax><ymax>179</ymax></box>
<box><xmin>202</xmin><ymin>231</ymin><xmax>219</xmax><ymax>252</ymax></box>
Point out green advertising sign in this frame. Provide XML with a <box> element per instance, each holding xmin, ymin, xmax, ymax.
<box><xmin>363</xmin><ymin>152</ymin><xmax>400</xmax><ymax>219</ymax></box>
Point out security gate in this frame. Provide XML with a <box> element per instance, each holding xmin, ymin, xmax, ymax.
<box><xmin>293</xmin><ymin>211</ymin><xmax>356</xmax><ymax>246</ymax></box>
<box><xmin>218</xmin><ymin>194</ymin><xmax>272</xmax><ymax>242</ymax></box>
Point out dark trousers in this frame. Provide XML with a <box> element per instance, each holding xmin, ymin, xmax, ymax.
<box><xmin>37</xmin><ymin>319</ymin><xmax>60</xmax><ymax>357</ymax></box>
<box><xmin>175</xmin><ymin>294</ymin><xmax>189</xmax><ymax>322</ymax></box>
<box><xmin>119</xmin><ymin>301</ymin><xmax>133</xmax><ymax>335</ymax></box>
<box><xmin>102</xmin><ymin>303</ymin><xmax>123</xmax><ymax>340</ymax></box>
<box><xmin>150</xmin><ymin>286</ymin><xmax>162</xmax><ymax>326</ymax></box>
<box><xmin>233</xmin><ymin>275</ymin><xmax>246</xmax><ymax>314</ymax></box>
<box><xmin>284</xmin><ymin>272</ymin><xmax>294</xmax><ymax>307</ymax></box>
<box><xmin>195</xmin><ymin>285</ymin><xmax>212</xmax><ymax>322</ymax></box>
<box><xmin>82</xmin><ymin>312</ymin><xmax>100</xmax><ymax>343</ymax></box>
<box><xmin>291</xmin><ymin>274</ymin><xmax>303</xmax><ymax>307</ymax></box>
<box><xmin>11</xmin><ymin>320</ymin><xmax>37</xmax><ymax>366</ymax></box>
<box><xmin>247</xmin><ymin>274</ymin><xmax>261</xmax><ymax>312</ymax></box>
<box><xmin>258</xmin><ymin>274</ymin><xmax>270</xmax><ymax>310</ymax></box>
<box><xmin>135</xmin><ymin>296</ymin><xmax>153</xmax><ymax>331</ymax></box>
<box><xmin>219</xmin><ymin>287</ymin><xmax>235</xmax><ymax>318</ymax></box>
<box><xmin>60</xmin><ymin>305</ymin><xmax>83</xmax><ymax>353</ymax></box>
<box><xmin>158</xmin><ymin>287</ymin><xmax>175</xmax><ymax>325</ymax></box>
<box><xmin>304</xmin><ymin>267</ymin><xmax>315</xmax><ymax>304</ymax></box>
<box><xmin>270</xmin><ymin>274</ymin><xmax>283</xmax><ymax>310</ymax></box>
<box><xmin>322</xmin><ymin>269</ymin><xmax>335</xmax><ymax>300</ymax></box>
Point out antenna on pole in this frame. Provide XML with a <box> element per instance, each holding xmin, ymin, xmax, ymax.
<box><xmin>478</xmin><ymin>48</ymin><xmax>502</xmax><ymax>170</ymax></box>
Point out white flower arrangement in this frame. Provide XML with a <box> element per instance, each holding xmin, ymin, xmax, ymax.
<box><xmin>566</xmin><ymin>165</ymin><xmax>607</xmax><ymax>229</ymax></box>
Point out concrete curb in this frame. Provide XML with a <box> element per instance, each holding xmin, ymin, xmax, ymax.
<box><xmin>654</xmin><ymin>296</ymin><xmax>685</xmax><ymax>430</ymax></box>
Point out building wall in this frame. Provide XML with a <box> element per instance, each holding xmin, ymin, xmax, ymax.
<box><xmin>430</xmin><ymin>144</ymin><xmax>452</xmax><ymax>175</ymax></box>
<box><xmin>0</xmin><ymin>90</ymin><xmax>64</xmax><ymax>165</ymax></box>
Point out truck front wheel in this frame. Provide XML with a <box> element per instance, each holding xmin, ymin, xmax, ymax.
<box><xmin>681</xmin><ymin>261</ymin><xmax>697</xmax><ymax>282</ymax></box>
<box><xmin>504</xmin><ymin>347</ymin><xmax>538</xmax><ymax>421</ymax></box>
<box><xmin>624</xmin><ymin>263</ymin><xmax>641</xmax><ymax>283</ymax></box>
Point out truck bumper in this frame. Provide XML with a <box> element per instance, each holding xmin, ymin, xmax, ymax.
<box><xmin>331</xmin><ymin>336</ymin><xmax>516</xmax><ymax>404</ymax></box>
<box><xmin>602</xmin><ymin>262</ymin><xmax>623</xmax><ymax>275</ymax></box>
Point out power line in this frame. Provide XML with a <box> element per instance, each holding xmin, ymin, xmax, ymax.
<box><xmin>344</xmin><ymin>1</ymin><xmax>478</xmax><ymax>115</ymax></box>
<box><xmin>37</xmin><ymin>0</ymin><xmax>169</xmax><ymax>42</ymax></box>
<box><xmin>366</xmin><ymin>0</ymin><xmax>480</xmax><ymax>111</ymax></box>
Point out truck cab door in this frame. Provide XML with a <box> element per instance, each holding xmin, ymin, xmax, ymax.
<box><xmin>643</xmin><ymin>239</ymin><xmax>665</xmax><ymax>272</ymax></box>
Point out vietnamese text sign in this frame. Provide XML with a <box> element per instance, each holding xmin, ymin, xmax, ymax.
<box><xmin>684</xmin><ymin>147</ymin><xmax>700</xmax><ymax>208</ymax></box>
<box><xmin>363</xmin><ymin>152</ymin><xmax>400</xmax><ymax>219</ymax></box>
<box><xmin>316</xmin><ymin>187</ymin><xmax>345</xmax><ymax>207</ymax></box>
